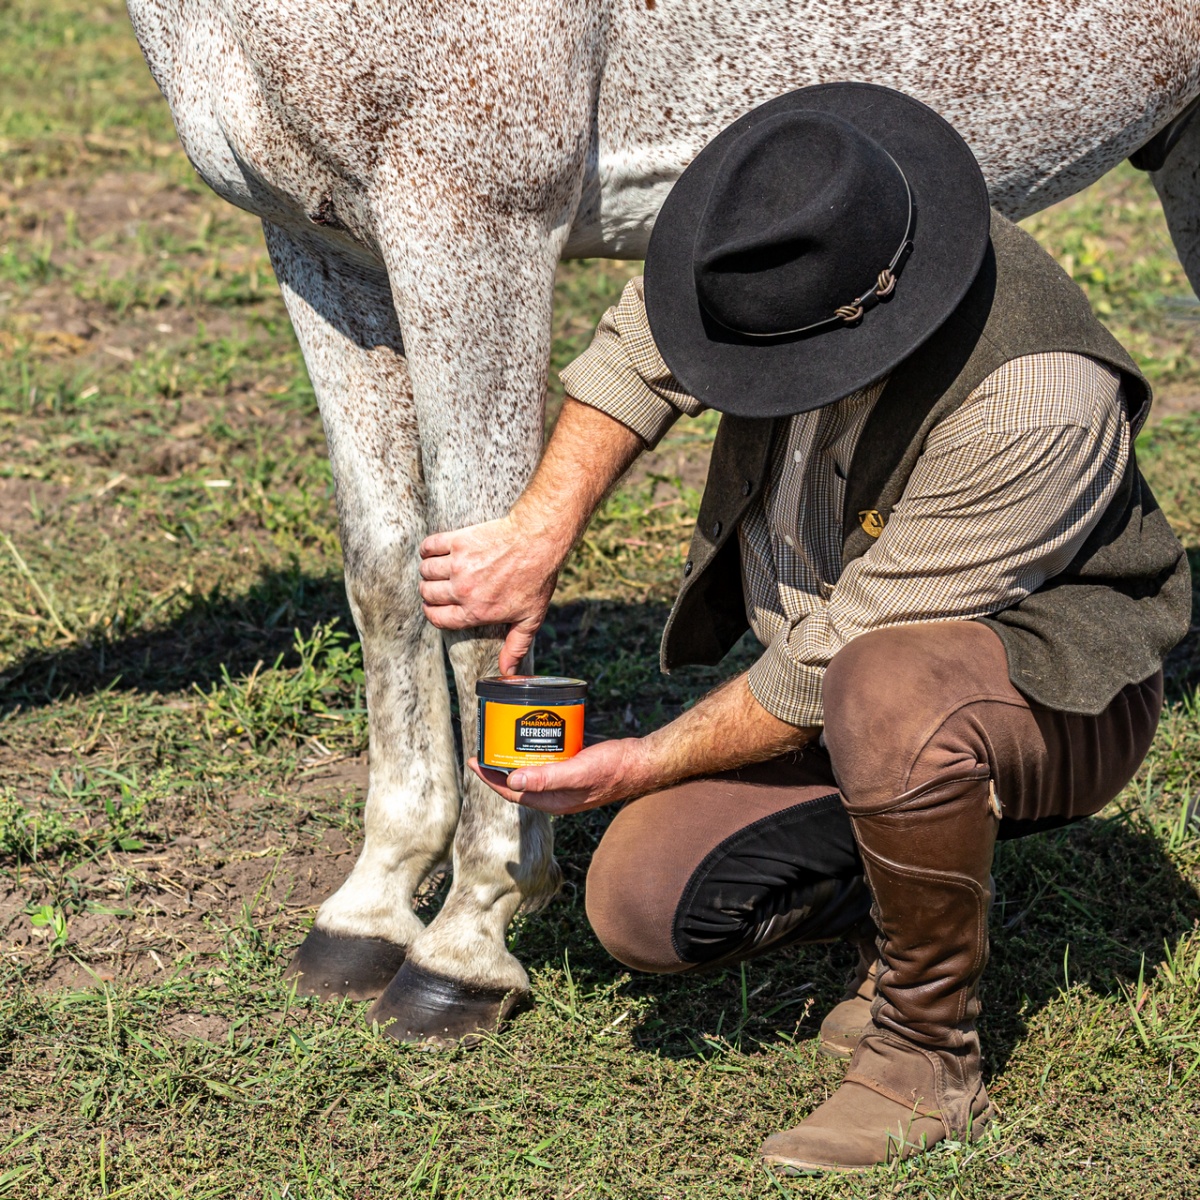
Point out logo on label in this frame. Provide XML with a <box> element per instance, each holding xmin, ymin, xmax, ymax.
<box><xmin>515</xmin><ymin>709</ymin><xmax>566</xmax><ymax>753</ymax></box>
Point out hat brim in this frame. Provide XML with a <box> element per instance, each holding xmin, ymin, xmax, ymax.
<box><xmin>643</xmin><ymin>83</ymin><xmax>991</xmax><ymax>418</ymax></box>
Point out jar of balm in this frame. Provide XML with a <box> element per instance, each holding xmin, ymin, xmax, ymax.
<box><xmin>476</xmin><ymin>675</ymin><xmax>588</xmax><ymax>773</ymax></box>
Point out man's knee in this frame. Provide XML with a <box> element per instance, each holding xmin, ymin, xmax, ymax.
<box><xmin>585</xmin><ymin>817</ymin><xmax>689</xmax><ymax>975</ymax></box>
<box><xmin>824</xmin><ymin>622</ymin><xmax>1013</xmax><ymax>806</ymax></box>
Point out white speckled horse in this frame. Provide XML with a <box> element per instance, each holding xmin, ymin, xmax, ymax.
<box><xmin>127</xmin><ymin>0</ymin><xmax>1200</xmax><ymax>1042</ymax></box>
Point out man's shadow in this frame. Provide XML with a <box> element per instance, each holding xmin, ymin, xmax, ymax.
<box><xmin>532</xmin><ymin>800</ymin><xmax>1200</xmax><ymax>1069</ymax></box>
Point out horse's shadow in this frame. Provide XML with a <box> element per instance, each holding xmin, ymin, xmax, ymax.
<box><xmin>0</xmin><ymin>566</ymin><xmax>353</xmax><ymax>718</ymax></box>
<box><xmin>533</xmin><ymin>803</ymin><xmax>1200</xmax><ymax>1072</ymax></box>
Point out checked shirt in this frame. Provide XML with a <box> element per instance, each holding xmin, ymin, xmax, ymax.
<box><xmin>560</xmin><ymin>277</ymin><xmax>1129</xmax><ymax>727</ymax></box>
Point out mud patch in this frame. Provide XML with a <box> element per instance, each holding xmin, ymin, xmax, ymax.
<box><xmin>296</xmin><ymin>753</ymin><xmax>368</xmax><ymax>799</ymax></box>
<box><xmin>0</xmin><ymin>477</ymin><xmax>73</xmax><ymax>534</ymax></box>
<box><xmin>161</xmin><ymin>1010</ymin><xmax>232</xmax><ymax>1042</ymax></box>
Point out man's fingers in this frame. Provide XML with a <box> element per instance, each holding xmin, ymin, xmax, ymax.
<box><xmin>508</xmin><ymin>757</ymin><xmax>592</xmax><ymax>793</ymax></box>
<box><xmin>419</xmin><ymin>531</ymin><xmax>453</xmax><ymax>559</ymax></box>
<box><xmin>474</xmin><ymin>759</ymin><xmax>586</xmax><ymax>813</ymax></box>
<box><xmin>499</xmin><ymin>623</ymin><xmax>538</xmax><ymax>676</ymax></box>
<box><xmin>418</xmin><ymin>579</ymin><xmax>458</xmax><ymax>606</ymax></box>
<box><xmin>419</xmin><ymin>555</ymin><xmax>452</xmax><ymax>581</ymax></box>
<box><xmin>421</xmin><ymin>603</ymin><xmax>472</xmax><ymax>629</ymax></box>
<box><xmin>467</xmin><ymin>759</ymin><xmax>577</xmax><ymax>811</ymax></box>
<box><xmin>468</xmin><ymin>759</ymin><xmax>524</xmax><ymax>802</ymax></box>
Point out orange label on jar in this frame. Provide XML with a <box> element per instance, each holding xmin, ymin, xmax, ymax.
<box><xmin>479</xmin><ymin>700</ymin><xmax>585</xmax><ymax>771</ymax></box>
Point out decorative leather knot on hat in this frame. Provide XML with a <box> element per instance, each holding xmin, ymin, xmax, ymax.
<box><xmin>643</xmin><ymin>83</ymin><xmax>992</xmax><ymax>418</ymax></box>
<box><xmin>693</xmin><ymin>112</ymin><xmax>912</xmax><ymax>338</ymax></box>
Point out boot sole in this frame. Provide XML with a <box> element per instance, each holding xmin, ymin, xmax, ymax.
<box><xmin>762</xmin><ymin>1108</ymin><xmax>994</xmax><ymax>1175</ymax></box>
<box><xmin>763</xmin><ymin>1155</ymin><xmax>873</xmax><ymax>1176</ymax></box>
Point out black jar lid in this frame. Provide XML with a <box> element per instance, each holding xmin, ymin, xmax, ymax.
<box><xmin>476</xmin><ymin>675</ymin><xmax>588</xmax><ymax>705</ymax></box>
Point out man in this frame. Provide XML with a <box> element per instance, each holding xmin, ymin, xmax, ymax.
<box><xmin>417</xmin><ymin>84</ymin><xmax>1190</xmax><ymax>1173</ymax></box>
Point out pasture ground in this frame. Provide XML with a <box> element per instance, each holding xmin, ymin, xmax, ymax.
<box><xmin>1</xmin><ymin>3</ymin><xmax>1199</xmax><ymax>1196</ymax></box>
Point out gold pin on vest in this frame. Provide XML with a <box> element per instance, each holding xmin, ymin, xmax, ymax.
<box><xmin>858</xmin><ymin>509</ymin><xmax>886</xmax><ymax>538</ymax></box>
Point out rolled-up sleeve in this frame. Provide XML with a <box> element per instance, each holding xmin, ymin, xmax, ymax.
<box><xmin>559</xmin><ymin>276</ymin><xmax>705</xmax><ymax>447</ymax></box>
<box><xmin>745</xmin><ymin>354</ymin><xmax>1130</xmax><ymax>727</ymax></box>
<box><xmin>746</xmin><ymin>636</ymin><xmax>827</xmax><ymax>728</ymax></box>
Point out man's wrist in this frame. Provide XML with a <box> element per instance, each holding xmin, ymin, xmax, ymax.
<box><xmin>506</xmin><ymin>399</ymin><xmax>642</xmax><ymax>567</ymax></box>
<box><xmin>507</xmin><ymin>493</ymin><xmax>582</xmax><ymax>566</ymax></box>
<box><xmin>607</xmin><ymin>735</ymin><xmax>660</xmax><ymax>802</ymax></box>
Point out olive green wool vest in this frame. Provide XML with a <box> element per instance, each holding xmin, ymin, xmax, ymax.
<box><xmin>660</xmin><ymin>212</ymin><xmax>1192</xmax><ymax>715</ymax></box>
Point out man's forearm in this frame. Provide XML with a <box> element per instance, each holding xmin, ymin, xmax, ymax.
<box><xmin>513</xmin><ymin>396</ymin><xmax>645</xmax><ymax>560</ymax></box>
<box><xmin>418</xmin><ymin>396</ymin><xmax>647</xmax><ymax>672</ymax></box>
<box><xmin>635</xmin><ymin>673</ymin><xmax>821</xmax><ymax>792</ymax></box>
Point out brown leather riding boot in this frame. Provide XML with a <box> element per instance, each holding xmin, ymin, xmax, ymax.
<box><xmin>761</xmin><ymin>772</ymin><xmax>998</xmax><ymax>1173</ymax></box>
<box><xmin>817</xmin><ymin>922</ymin><xmax>880</xmax><ymax>1059</ymax></box>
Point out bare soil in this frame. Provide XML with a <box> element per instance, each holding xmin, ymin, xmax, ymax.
<box><xmin>1</xmin><ymin>758</ymin><xmax>366</xmax><ymax>991</ymax></box>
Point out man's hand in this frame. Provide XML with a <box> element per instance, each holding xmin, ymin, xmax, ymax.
<box><xmin>420</xmin><ymin>514</ymin><xmax>563</xmax><ymax>675</ymax></box>
<box><xmin>468</xmin><ymin>738</ymin><xmax>645</xmax><ymax>814</ymax></box>
<box><xmin>419</xmin><ymin>398</ymin><xmax>646</xmax><ymax>672</ymax></box>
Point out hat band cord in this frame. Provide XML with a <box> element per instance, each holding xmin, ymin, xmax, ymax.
<box><xmin>713</xmin><ymin>149</ymin><xmax>915</xmax><ymax>339</ymax></box>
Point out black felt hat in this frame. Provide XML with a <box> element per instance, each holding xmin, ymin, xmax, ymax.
<box><xmin>643</xmin><ymin>83</ymin><xmax>991</xmax><ymax>417</ymax></box>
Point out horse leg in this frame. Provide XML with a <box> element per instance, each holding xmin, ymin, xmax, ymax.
<box><xmin>1150</xmin><ymin>111</ymin><xmax>1200</xmax><ymax>300</ymax></box>
<box><xmin>363</xmin><ymin>207</ymin><xmax>566</xmax><ymax>1044</ymax></box>
<box><xmin>264</xmin><ymin>222</ymin><xmax>462</xmax><ymax>1001</ymax></box>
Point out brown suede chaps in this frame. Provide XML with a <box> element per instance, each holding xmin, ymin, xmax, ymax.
<box><xmin>585</xmin><ymin>621</ymin><xmax>1162</xmax><ymax>1162</ymax></box>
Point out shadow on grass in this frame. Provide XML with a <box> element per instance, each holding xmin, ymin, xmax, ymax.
<box><xmin>530</xmin><ymin>791</ymin><xmax>1200</xmax><ymax>1072</ymax></box>
<box><xmin>0</xmin><ymin>575</ymin><xmax>721</xmax><ymax>751</ymax></box>
<box><xmin>980</xmin><ymin>810</ymin><xmax>1200</xmax><ymax>1074</ymax></box>
<box><xmin>0</xmin><ymin>566</ymin><xmax>354</xmax><ymax>718</ymax></box>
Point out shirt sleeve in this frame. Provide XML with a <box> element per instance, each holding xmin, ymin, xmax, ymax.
<box><xmin>746</xmin><ymin>353</ymin><xmax>1130</xmax><ymax>727</ymax></box>
<box><xmin>558</xmin><ymin>276</ymin><xmax>706</xmax><ymax>447</ymax></box>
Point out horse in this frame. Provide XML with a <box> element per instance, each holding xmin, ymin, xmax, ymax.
<box><xmin>126</xmin><ymin>0</ymin><xmax>1200</xmax><ymax>1044</ymax></box>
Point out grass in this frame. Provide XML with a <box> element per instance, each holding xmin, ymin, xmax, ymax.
<box><xmin>1</xmin><ymin>2</ymin><xmax>1199</xmax><ymax>1196</ymax></box>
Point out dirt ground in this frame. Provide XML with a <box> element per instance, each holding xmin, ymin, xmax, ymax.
<box><xmin>0</xmin><ymin>768</ymin><xmax>363</xmax><ymax>993</ymax></box>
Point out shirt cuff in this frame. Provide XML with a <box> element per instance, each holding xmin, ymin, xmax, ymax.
<box><xmin>746</xmin><ymin>632</ymin><xmax>826</xmax><ymax>728</ymax></box>
<box><xmin>559</xmin><ymin>338</ymin><xmax>683</xmax><ymax>448</ymax></box>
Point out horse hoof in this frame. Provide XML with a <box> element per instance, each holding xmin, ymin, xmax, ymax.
<box><xmin>285</xmin><ymin>927</ymin><xmax>408</xmax><ymax>1001</ymax></box>
<box><xmin>367</xmin><ymin>960</ymin><xmax>532</xmax><ymax>1047</ymax></box>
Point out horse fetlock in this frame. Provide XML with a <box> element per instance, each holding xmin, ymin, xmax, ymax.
<box><xmin>517</xmin><ymin>854</ymin><xmax>564</xmax><ymax>915</ymax></box>
<box><xmin>313</xmin><ymin>871</ymin><xmax>428</xmax><ymax>948</ymax></box>
<box><xmin>510</xmin><ymin>805</ymin><xmax>560</xmax><ymax>911</ymax></box>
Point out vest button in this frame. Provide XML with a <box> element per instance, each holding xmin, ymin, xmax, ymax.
<box><xmin>684</xmin><ymin>560</ymin><xmax>694</xmax><ymax>577</ymax></box>
<box><xmin>741</xmin><ymin>479</ymin><xmax>752</xmax><ymax>496</ymax></box>
<box><xmin>711</xmin><ymin>520</ymin><xmax>722</xmax><ymax>538</ymax></box>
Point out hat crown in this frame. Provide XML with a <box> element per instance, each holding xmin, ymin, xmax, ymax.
<box><xmin>693</xmin><ymin>111</ymin><xmax>911</xmax><ymax>336</ymax></box>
